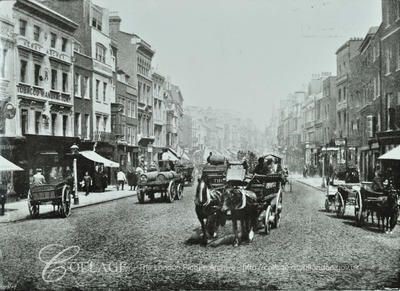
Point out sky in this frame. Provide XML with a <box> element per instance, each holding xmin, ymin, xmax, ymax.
<box><xmin>94</xmin><ymin>0</ymin><xmax>382</xmax><ymax>128</ymax></box>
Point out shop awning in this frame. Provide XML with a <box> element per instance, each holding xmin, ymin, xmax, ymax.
<box><xmin>161</xmin><ymin>149</ymin><xmax>179</xmax><ymax>161</ymax></box>
<box><xmin>378</xmin><ymin>145</ymin><xmax>400</xmax><ymax>161</ymax></box>
<box><xmin>0</xmin><ymin>155</ymin><xmax>23</xmax><ymax>172</ymax></box>
<box><xmin>80</xmin><ymin>151</ymin><xmax>120</xmax><ymax>168</ymax></box>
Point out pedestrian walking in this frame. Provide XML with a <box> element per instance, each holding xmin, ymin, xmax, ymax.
<box><xmin>81</xmin><ymin>172</ymin><xmax>93</xmax><ymax>196</ymax></box>
<box><xmin>116</xmin><ymin>169</ymin><xmax>127</xmax><ymax>191</ymax></box>
<box><xmin>127</xmin><ymin>167</ymin><xmax>137</xmax><ymax>191</ymax></box>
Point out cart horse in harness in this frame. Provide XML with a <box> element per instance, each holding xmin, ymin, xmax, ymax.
<box><xmin>194</xmin><ymin>157</ymin><xmax>227</xmax><ymax>245</ymax></box>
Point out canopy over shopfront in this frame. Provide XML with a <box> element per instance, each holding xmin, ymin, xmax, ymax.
<box><xmin>161</xmin><ymin>148</ymin><xmax>179</xmax><ymax>161</ymax></box>
<box><xmin>0</xmin><ymin>155</ymin><xmax>23</xmax><ymax>172</ymax></box>
<box><xmin>378</xmin><ymin>145</ymin><xmax>400</xmax><ymax>161</ymax></box>
<box><xmin>80</xmin><ymin>151</ymin><xmax>120</xmax><ymax>168</ymax></box>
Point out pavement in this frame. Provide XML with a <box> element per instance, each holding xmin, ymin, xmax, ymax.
<box><xmin>292</xmin><ymin>174</ymin><xmax>327</xmax><ymax>192</ymax></box>
<box><xmin>0</xmin><ymin>186</ymin><xmax>136</xmax><ymax>223</ymax></box>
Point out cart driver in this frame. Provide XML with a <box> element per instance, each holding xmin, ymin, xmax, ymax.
<box><xmin>253</xmin><ymin>157</ymin><xmax>266</xmax><ymax>175</ymax></box>
<box><xmin>31</xmin><ymin>168</ymin><xmax>46</xmax><ymax>186</ymax></box>
<box><xmin>371</xmin><ymin>170</ymin><xmax>384</xmax><ymax>192</ymax></box>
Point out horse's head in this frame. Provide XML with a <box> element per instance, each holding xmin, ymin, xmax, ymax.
<box><xmin>195</xmin><ymin>179</ymin><xmax>211</xmax><ymax>206</ymax></box>
<box><xmin>222</xmin><ymin>187</ymin><xmax>247</xmax><ymax>212</ymax></box>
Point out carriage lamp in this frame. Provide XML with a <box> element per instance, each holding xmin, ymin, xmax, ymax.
<box><xmin>70</xmin><ymin>144</ymin><xmax>79</xmax><ymax>205</ymax></box>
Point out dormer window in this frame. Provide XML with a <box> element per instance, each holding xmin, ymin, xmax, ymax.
<box><xmin>95</xmin><ymin>43</ymin><xmax>106</xmax><ymax>63</ymax></box>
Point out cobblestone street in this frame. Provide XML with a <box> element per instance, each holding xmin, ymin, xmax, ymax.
<box><xmin>0</xmin><ymin>181</ymin><xmax>399</xmax><ymax>289</ymax></box>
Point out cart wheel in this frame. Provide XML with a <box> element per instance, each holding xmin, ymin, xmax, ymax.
<box><xmin>137</xmin><ymin>188</ymin><xmax>145</xmax><ymax>204</ymax></box>
<box><xmin>325</xmin><ymin>198</ymin><xmax>330</xmax><ymax>212</ymax></box>
<box><xmin>166</xmin><ymin>181</ymin><xmax>175</xmax><ymax>203</ymax></box>
<box><xmin>175</xmin><ymin>183</ymin><xmax>184</xmax><ymax>200</ymax></box>
<box><xmin>355</xmin><ymin>190</ymin><xmax>363</xmax><ymax>226</ymax></box>
<box><xmin>335</xmin><ymin>192</ymin><xmax>345</xmax><ymax>217</ymax></box>
<box><xmin>264</xmin><ymin>205</ymin><xmax>272</xmax><ymax>235</ymax></box>
<box><xmin>60</xmin><ymin>186</ymin><xmax>72</xmax><ymax>218</ymax></box>
<box><xmin>27</xmin><ymin>190</ymin><xmax>39</xmax><ymax>218</ymax></box>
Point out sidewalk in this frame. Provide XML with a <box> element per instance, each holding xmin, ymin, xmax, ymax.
<box><xmin>0</xmin><ymin>186</ymin><xmax>136</xmax><ymax>223</ymax></box>
<box><xmin>292</xmin><ymin>174</ymin><xmax>327</xmax><ymax>192</ymax></box>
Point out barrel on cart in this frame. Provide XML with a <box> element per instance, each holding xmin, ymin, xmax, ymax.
<box><xmin>137</xmin><ymin>171</ymin><xmax>184</xmax><ymax>203</ymax></box>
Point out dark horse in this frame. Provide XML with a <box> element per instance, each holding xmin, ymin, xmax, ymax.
<box><xmin>222</xmin><ymin>187</ymin><xmax>258</xmax><ymax>247</ymax></box>
<box><xmin>378</xmin><ymin>188</ymin><xmax>399</xmax><ymax>234</ymax></box>
<box><xmin>194</xmin><ymin>180</ymin><xmax>225</xmax><ymax>244</ymax></box>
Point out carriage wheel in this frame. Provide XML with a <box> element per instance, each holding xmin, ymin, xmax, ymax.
<box><xmin>137</xmin><ymin>188</ymin><xmax>145</xmax><ymax>204</ymax></box>
<box><xmin>335</xmin><ymin>192</ymin><xmax>345</xmax><ymax>217</ymax></box>
<box><xmin>60</xmin><ymin>186</ymin><xmax>72</xmax><ymax>218</ymax></box>
<box><xmin>325</xmin><ymin>198</ymin><xmax>330</xmax><ymax>212</ymax></box>
<box><xmin>264</xmin><ymin>205</ymin><xmax>272</xmax><ymax>235</ymax></box>
<box><xmin>355</xmin><ymin>190</ymin><xmax>363</xmax><ymax>226</ymax></box>
<box><xmin>27</xmin><ymin>190</ymin><xmax>39</xmax><ymax>218</ymax></box>
<box><xmin>175</xmin><ymin>183</ymin><xmax>184</xmax><ymax>200</ymax></box>
<box><xmin>166</xmin><ymin>181</ymin><xmax>175</xmax><ymax>203</ymax></box>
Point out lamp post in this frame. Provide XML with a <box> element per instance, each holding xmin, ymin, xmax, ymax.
<box><xmin>70</xmin><ymin>144</ymin><xmax>79</xmax><ymax>205</ymax></box>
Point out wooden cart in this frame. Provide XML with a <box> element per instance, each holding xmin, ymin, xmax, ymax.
<box><xmin>28</xmin><ymin>182</ymin><xmax>72</xmax><ymax>218</ymax></box>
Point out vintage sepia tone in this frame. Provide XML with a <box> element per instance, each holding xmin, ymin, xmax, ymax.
<box><xmin>0</xmin><ymin>0</ymin><xmax>399</xmax><ymax>289</ymax></box>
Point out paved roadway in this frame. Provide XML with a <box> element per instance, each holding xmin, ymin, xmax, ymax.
<box><xmin>0</xmin><ymin>182</ymin><xmax>399</xmax><ymax>289</ymax></box>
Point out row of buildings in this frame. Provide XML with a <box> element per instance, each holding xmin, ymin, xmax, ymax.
<box><xmin>277</xmin><ymin>0</ymin><xmax>400</xmax><ymax>180</ymax></box>
<box><xmin>0</xmin><ymin>0</ymin><xmax>185</xmax><ymax>193</ymax></box>
<box><xmin>181</xmin><ymin>106</ymin><xmax>266</xmax><ymax>162</ymax></box>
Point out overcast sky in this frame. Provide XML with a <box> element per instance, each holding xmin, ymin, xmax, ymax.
<box><xmin>95</xmin><ymin>0</ymin><xmax>381</xmax><ymax>127</ymax></box>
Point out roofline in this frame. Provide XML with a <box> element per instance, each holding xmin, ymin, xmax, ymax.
<box><xmin>17</xmin><ymin>0</ymin><xmax>78</xmax><ymax>32</ymax></box>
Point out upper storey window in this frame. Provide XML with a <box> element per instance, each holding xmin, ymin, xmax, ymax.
<box><xmin>95</xmin><ymin>43</ymin><xmax>106</xmax><ymax>63</ymax></box>
<box><xmin>92</xmin><ymin>8</ymin><xmax>103</xmax><ymax>31</ymax></box>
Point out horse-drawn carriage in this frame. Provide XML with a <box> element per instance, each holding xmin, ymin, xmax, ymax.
<box><xmin>28</xmin><ymin>182</ymin><xmax>72</xmax><ymax>218</ymax></box>
<box><xmin>246</xmin><ymin>173</ymin><xmax>283</xmax><ymax>234</ymax></box>
<box><xmin>175</xmin><ymin>163</ymin><xmax>194</xmax><ymax>184</ymax></box>
<box><xmin>325</xmin><ymin>180</ymin><xmax>360</xmax><ymax>217</ymax></box>
<box><xmin>137</xmin><ymin>170</ymin><xmax>184</xmax><ymax>203</ymax></box>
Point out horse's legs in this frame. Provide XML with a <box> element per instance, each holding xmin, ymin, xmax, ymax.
<box><xmin>199</xmin><ymin>217</ymin><xmax>208</xmax><ymax>243</ymax></box>
<box><xmin>232</xmin><ymin>218</ymin><xmax>239</xmax><ymax>247</ymax></box>
<box><xmin>240</xmin><ymin>219</ymin><xmax>247</xmax><ymax>241</ymax></box>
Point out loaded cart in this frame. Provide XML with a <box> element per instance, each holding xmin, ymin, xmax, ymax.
<box><xmin>28</xmin><ymin>182</ymin><xmax>72</xmax><ymax>218</ymax></box>
<box><xmin>137</xmin><ymin>171</ymin><xmax>184</xmax><ymax>203</ymax></box>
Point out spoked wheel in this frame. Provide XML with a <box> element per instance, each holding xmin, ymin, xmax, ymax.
<box><xmin>264</xmin><ymin>205</ymin><xmax>272</xmax><ymax>235</ymax></box>
<box><xmin>355</xmin><ymin>190</ymin><xmax>363</xmax><ymax>226</ymax></box>
<box><xmin>166</xmin><ymin>181</ymin><xmax>175</xmax><ymax>203</ymax></box>
<box><xmin>335</xmin><ymin>192</ymin><xmax>345</xmax><ymax>217</ymax></box>
<box><xmin>175</xmin><ymin>183</ymin><xmax>184</xmax><ymax>200</ymax></box>
<box><xmin>27</xmin><ymin>190</ymin><xmax>39</xmax><ymax>218</ymax></box>
<box><xmin>60</xmin><ymin>186</ymin><xmax>72</xmax><ymax>218</ymax></box>
<box><xmin>137</xmin><ymin>188</ymin><xmax>145</xmax><ymax>204</ymax></box>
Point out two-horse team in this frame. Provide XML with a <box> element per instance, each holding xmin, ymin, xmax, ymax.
<box><xmin>195</xmin><ymin>156</ymin><xmax>284</xmax><ymax>247</ymax></box>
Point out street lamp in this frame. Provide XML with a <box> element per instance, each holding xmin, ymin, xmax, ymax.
<box><xmin>70</xmin><ymin>144</ymin><xmax>79</xmax><ymax>205</ymax></box>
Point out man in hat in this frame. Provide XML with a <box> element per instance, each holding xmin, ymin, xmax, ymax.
<box><xmin>32</xmin><ymin>168</ymin><xmax>46</xmax><ymax>186</ymax></box>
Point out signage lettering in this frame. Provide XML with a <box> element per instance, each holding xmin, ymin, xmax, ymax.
<box><xmin>17</xmin><ymin>84</ymin><xmax>71</xmax><ymax>102</ymax></box>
